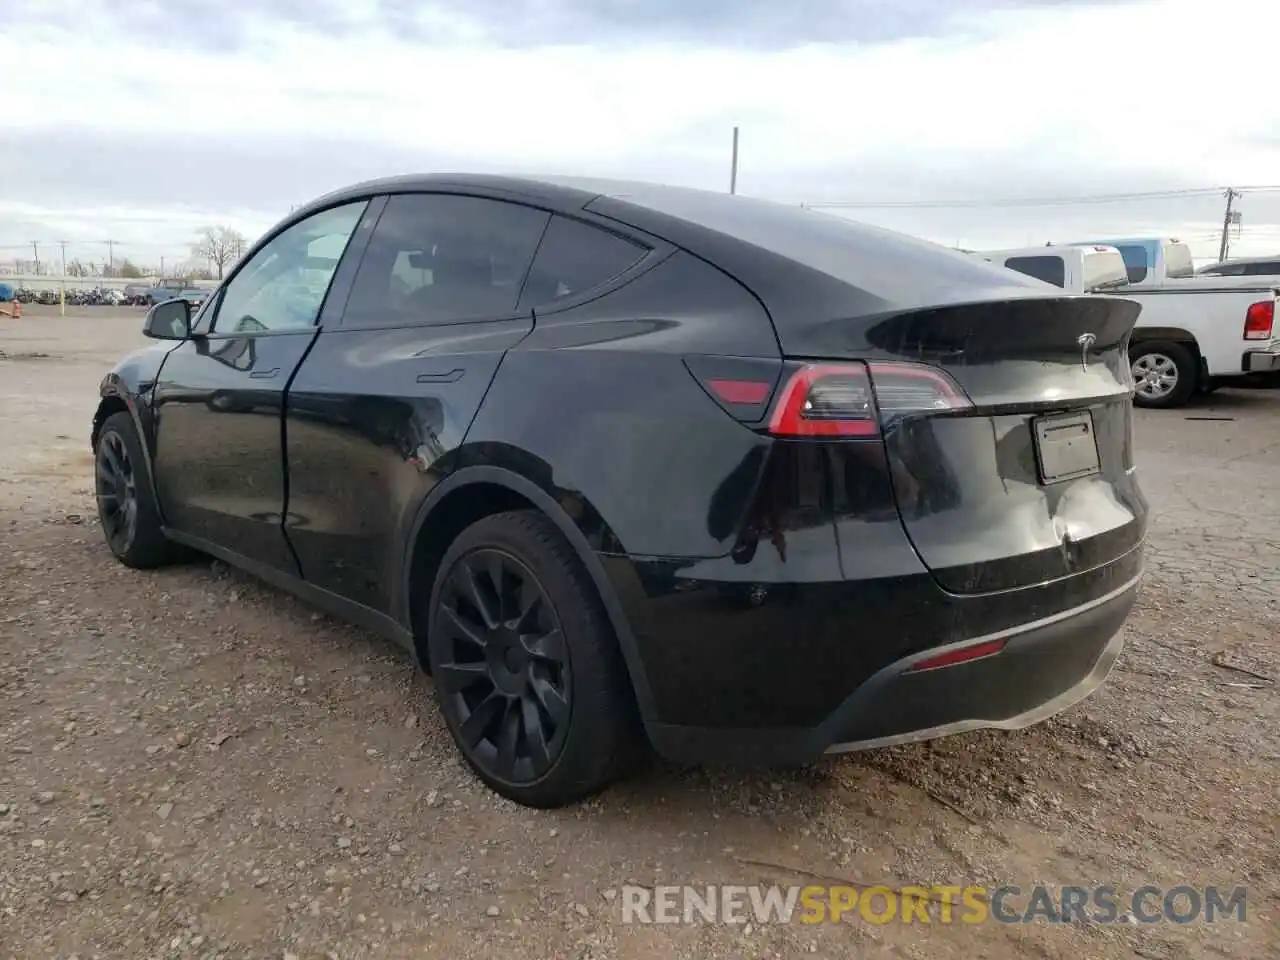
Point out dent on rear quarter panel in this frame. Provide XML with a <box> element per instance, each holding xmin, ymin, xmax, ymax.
<box><xmin>461</xmin><ymin>250</ymin><xmax>824</xmax><ymax>561</ymax></box>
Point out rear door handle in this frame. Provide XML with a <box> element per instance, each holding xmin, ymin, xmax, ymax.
<box><xmin>249</xmin><ymin>368</ymin><xmax>280</xmax><ymax>379</ymax></box>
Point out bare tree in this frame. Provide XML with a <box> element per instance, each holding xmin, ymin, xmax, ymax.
<box><xmin>191</xmin><ymin>226</ymin><xmax>248</xmax><ymax>280</ymax></box>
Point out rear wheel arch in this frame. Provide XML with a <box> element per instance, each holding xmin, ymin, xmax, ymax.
<box><xmin>400</xmin><ymin>466</ymin><xmax>656</xmax><ymax>722</ymax></box>
<box><xmin>1129</xmin><ymin>326</ymin><xmax>1200</xmax><ymax>354</ymax></box>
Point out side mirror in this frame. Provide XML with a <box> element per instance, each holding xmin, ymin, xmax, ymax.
<box><xmin>143</xmin><ymin>298</ymin><xmax>192</xmax><ymax>340</ymax></box>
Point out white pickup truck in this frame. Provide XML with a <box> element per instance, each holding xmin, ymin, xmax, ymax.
<box><xmin>1119</xmin><ymin>276</ymin><xmax>1280</xmax><ymax>408</ymax></box>
<box><xmin>972</xmin><ymin>244</ymin><xmax>1129</xmax><ymax>293</ymax></box>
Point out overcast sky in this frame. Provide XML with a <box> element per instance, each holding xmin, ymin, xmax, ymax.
<box><xmin>4</xmin><ymin>0</ymin><xmax>1280</xmax><ymax>272</ymax></box>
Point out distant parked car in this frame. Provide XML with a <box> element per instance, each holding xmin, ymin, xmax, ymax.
<box><xmin>145</xmin><ymin>278</ymin><xmax>197</xmax><ymax>305</ymax></box>
<box><xmin>122</xmin><ymin>282</ymin><xmax>153</xmax><ymax>306</ymax></box>
<box><xmin>1196</xmin><ymin>256</ymin><xmax>1280</xmax><ymax>278</ymax></box>
<box><xmin>178</xmin><ymin>288</ymin><xmax>211</xmax><ymax>309</ymax></box>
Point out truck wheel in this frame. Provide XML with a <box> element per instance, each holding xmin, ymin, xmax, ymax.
<box><xmin>1130</xmin><ymin>341</ymin><xmax>1197</xmax><ymax>409</ymax></box>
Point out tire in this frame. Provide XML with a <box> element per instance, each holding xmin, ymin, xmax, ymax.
<box><xmin>425</xmin><ymin>509</ymin><xmax>642</xmax><ymax>808</ymax></box>
<box><xmin>1129</xmin><ymin>341</ymin><xmax>1197</xmax><ymax>409</ymax></box>
<box><xmin>94</xmin><ymin>411</ymin><xmax>181</xmax><ymax>568</ymax></box>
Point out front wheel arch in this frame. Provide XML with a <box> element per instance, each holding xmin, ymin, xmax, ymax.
<box><xmin>399</xmin><ymin>466</ymin><xmax>657</xmax><ymax>725</ymax></box>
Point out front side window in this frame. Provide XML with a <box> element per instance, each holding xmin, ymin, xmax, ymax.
<box><xmin>343</xmin><ymin>194</ymin><xmax>550</xmax><ymax>327</ymax></box>
<box><xmin>212</xmin><ymin>201</ymin><xmax>367</xmax><ymax>334</ymax></box>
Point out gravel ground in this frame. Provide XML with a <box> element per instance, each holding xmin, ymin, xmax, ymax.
<box><xmin>2</xmin><ymin>307</ymin><xmax>1277</xmax><ymax>959</ymax></box>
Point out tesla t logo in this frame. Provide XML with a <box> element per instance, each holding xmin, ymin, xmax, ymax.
<box><xmin>1077</xmin><ymin>333</ymin><xmax>1097</xmax><ymax>372</ymax></box>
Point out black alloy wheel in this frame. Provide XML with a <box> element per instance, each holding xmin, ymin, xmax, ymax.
<box><xmin>96</xmin><ymin>429</ymin><xmax>138</xmax><ymax>554</ymax></box>
<box><xmin>434</xmin><ymin>548</ymin><xmax>573</xmax><ymax>784</ymax></box>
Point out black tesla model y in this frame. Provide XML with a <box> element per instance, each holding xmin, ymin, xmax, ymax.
<box><xmin>92</xmin><ymin>175</ymin><xmax>1147</xmax><ymax>807</ymax></box>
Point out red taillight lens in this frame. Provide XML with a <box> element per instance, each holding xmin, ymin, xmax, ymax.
<box><xmin>768</xmin><ymin>363</ymin><xmax>879</xmax><ymax>437</ymax></box>
<box><xmin>905</xmin><ymin>638</ymin><xmax>1007</xmax><ymax>673</ymax></box>
<box><xmin>1244</xmin><ymin>300</ymin><xmax>1275</xmax><ymax>340</ymax></box>
<box><xmin>767</xmin><ymin>361</ymin><xmax>971</xmax><ymax>438</ymax></box>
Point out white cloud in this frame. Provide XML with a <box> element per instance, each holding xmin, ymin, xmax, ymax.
<box><xmin>4</xmin><ymin>0</ymin><xmax>1280</xmax><ymax>266</ymax></box>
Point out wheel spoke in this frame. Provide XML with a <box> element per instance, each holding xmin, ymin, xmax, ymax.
<box><xmin>526</xmin><ymin>628</ymin><xmax>565</xmax><ymax>663</ymax></box>
<box><xmin>457</xmin><ymin>562</ymin><xmax>500</xmax><ymax>629</ymax></box>
<box><xmin>436</xmin><ymin>660</ymin><xmax>489</xmax><ymax>694</ymax></box>
<box><xmin>520</xmin><ymin>692</ymin><xmax>552</xmax><ymax>769</ymax></box>
<box><xmin>514</xmin><ymin>577</ymin><xmax>542</xmax><ymax>633</ymax></box>
<box><xmin>458</xmin><ymin>692</ymin><xmax>504</xmax><ymax>747</ymax></box>
<box><xmin>486</xmin><ymin>554</ymin><xmax>507</xmax><ymax>622</ymax></box>
<box><xmin>494</xmin><ymin>699</ymin><xmax>520</xmax><ymax>778</ymax></box>
<box><xmin>531</xmin><ymin>676</ymin><xmax>569</xmax><ymax>727</ymax></box>
<box><xmin>100</xmin><ymin>440</ymin><xmax>124</xmax><ymax>481</ymax></box>
<box><xmin>95</xmin><ymin>461</ymin><xmax>117</xmax><ymax>489</ymax></box>
<box><xmin>438</xmin><ymin>602</ymin><xmax>487</xmax><ymax>649</ymax></box>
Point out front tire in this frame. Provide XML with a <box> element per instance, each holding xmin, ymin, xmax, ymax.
<box><xmin>1130</xmin><ymin>341</ymin><xmax>1197</xmax><ymax>409</ymax></box>
<box><xmin>94</xmin><ymin>411</ymin><xmax>180</xmax><ymax>568</ymax></box>
<box><xmin>425</xmin><ymin>510</ymin><xmax>642</xmax><ymax>808</ymax></box>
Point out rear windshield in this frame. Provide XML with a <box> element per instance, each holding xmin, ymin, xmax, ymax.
<box><xmin>1081</xmin><ymin>250</ymin><xmax>1129</xmax><ymax>291</ymax></box>
<box><xmin>1002</xmin><ymin>255</ymin><xmax>1065</xmax><ymax>287</ymax></box>
<box><xmin>1162</xmin><ymin>241</ymin><xmax>1195</xmax><ymax>279</ymax></box>
<box><xmin>587</xmin><ymin>184</ymin><xmax>1031</xmax><ymax>299</ymax></box>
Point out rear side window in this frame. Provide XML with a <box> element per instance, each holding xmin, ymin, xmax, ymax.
<box><xmin>1243</xmin><ymin>261</ymin><xmax>1280</xmax><ymax>275</ymax></box>
<box><xmin>342</xmin><ymin>194</ymin><xmax>550</xmax><ymax>327</ymax></box>
<box><xmin>519</xmin><ymin>216</ymin><xmax>647</xmax><ymax>309</ymax></box>
<box><xmin>1003</xmin><ymin>255</ymin><xmax>1066</xmax><ymax>288</ymax></box>
<box><xmin>1201</xmin><ymin>263</ymin><xmax>1241</xmax><ymax>276</ymax></box>
<box><xmin>1111</xmin><ymin>244</ymin><xmax>1149</xmax><ymax>284</ymax></box>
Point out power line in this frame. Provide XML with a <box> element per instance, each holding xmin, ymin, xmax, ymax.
<box><xmin>804</xmin><ymin>185</ymin><xmax>1280</xmax><ymax>210</ymax></box>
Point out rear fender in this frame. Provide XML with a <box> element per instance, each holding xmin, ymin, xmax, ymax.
<box><xmin>397</xmin><ymin>460</ymin><xmax>657</xmax><ymax>723</ymax></box>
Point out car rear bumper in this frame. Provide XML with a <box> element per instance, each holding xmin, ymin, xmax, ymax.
<box><xmin>641</xmin><ymin>570</ymin><xmax>1139</xmax><ymax>767</ymax></box>
<box><xmin>1243</xmin><ymin>349</ymin><xmax>1280</xmax><ymax>373</ymax></box>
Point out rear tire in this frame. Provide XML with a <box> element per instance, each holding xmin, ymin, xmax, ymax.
<box><xmin>1129</xmin><ymin>341</ymin><xmax>1197</xmax><ymax>409</ymax></box>
<box><xmin>94</xmin><ymin>411</ymin><xmax>181</xmax><ymax>568</ymax></box>
<box><xmin>425</xmin><ymin>509</ymin><xmax>642</xmax><ymax>808</ymax></box>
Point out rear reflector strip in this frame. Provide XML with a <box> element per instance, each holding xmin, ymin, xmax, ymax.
<box><xmin>706</xmin><ymin>378</ymin><xmax>772</xmax><ymax>405</ymax></box>
<box><xmin>905</xmin><ymin>638</ymin><xmax>1008</xmax><ymax>673</ymax></box>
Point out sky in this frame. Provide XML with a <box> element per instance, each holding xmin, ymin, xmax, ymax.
<box><xmin>4</xmin><ymin>0</ymin><xmax>1280</xmax><ymax>274</ymax></box>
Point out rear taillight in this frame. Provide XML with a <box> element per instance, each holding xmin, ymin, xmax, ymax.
<box><xmin>1244</xmin><ymin>300</ymin><xmax>1275</xmax><ymax>340</ymax></box>
<box><xmin>768</xmin><ymin>361</ymin><xmax>971</xmax><ymax>438</ymax></box>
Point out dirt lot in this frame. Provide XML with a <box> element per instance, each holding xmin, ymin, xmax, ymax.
<box><xmin>2</xmin><ymin>306</ymin><xmax>1277</xmax><ymax>959</ymax></box>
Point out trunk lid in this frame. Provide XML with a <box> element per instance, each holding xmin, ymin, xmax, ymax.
<box><xmin>787</xmin><ymin>295</ymin><xmax>1148</xmax><ymax>594</ymax></box>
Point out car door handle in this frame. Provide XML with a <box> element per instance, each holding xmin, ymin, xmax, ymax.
<box><xmin>249</xmin><ymin>368</ymin><xmax>280</xmax><ymax>379</ymax></box>
<box><xmin>416</xmin><ymin>368</ymin><xmax>465</xmax><ymax>384</ymax></box>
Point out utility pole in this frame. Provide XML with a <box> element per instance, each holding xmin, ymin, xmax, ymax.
<box><xmin>31</xmin><ymin>241</ymin><xmax>39</xmax><ymax>276</ymax></box>
<box><xmin>160</xmin><ymin>255</ymin><xmax>166</xmax><ymax>278</ymax></box>
<box><xmin>58</xmin><ymin>240</ymin><xmax>68</xmax><ymax>316</ymax></box>
<box><xmin>729</xmin><ymin>126</ymin><xmax>739</xmax><ymax>195</ymax></box>
<box><xmin>1218</xmin><ymin>188</ymin><xmax>1241</xmax><ymax>263</ymax></box>
<box><xmin>104</xmin><ymin>239</ymin><xmax>119</xmax><ymax>277</ymax></box>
